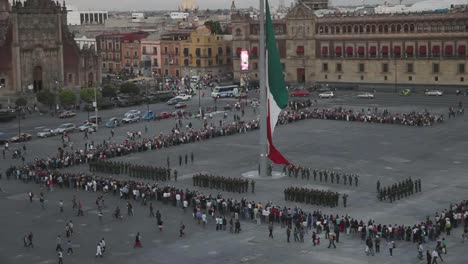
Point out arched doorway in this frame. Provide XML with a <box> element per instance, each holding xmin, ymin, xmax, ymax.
<box><xmin>88</xmin><ymin>72</ymin><xmax>94</xmax><ymax>87</ymax></box>
<box><xmin>33</xmin><ymin>66</ymin><xmax>43</xmax><ymax>92</ymax></box>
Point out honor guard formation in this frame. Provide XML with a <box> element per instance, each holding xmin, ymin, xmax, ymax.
<box><xmin>377</xmin><ymin>178</ymin><xmax>422</xmax><ymax>202</ymax></box>
<box><xmin>192</xmin><ymin>174</ymin><xmax>255</xmax><ymax>194</ymax></box>
<box><xmin>284</xmin><ymin>187</ymin><xmax>346</xmax><ymax>208</ymax></box>
<box><xmin>89</xmin><ymin>160</ymin><xmax>176</xmax><ymax>182</ymax></box>
<box><xmin>284</xmin><ymin>165</ymin><xmax>359</xmax><ymax>187</ymax></box>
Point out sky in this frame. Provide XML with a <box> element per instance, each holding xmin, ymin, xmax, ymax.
<box><xmin>63</xmin><ymin>0</ymin><xmax>421</xmax><ymax>11</ymax></box>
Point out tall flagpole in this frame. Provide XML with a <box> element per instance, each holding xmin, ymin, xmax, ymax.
<box><xmin>258</xmin><ymin>0</ymin><xmax>268</xmax><ymax>177</ymax></box>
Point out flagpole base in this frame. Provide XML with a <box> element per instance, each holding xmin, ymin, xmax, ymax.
<box><xmin>241</xmin><ymin>170</ymin><xmax>285</xmax><ymax>180</ymax></box>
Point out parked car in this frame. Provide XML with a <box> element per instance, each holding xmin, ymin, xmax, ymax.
<box><xmin>143</xmin><ymin>111</ymin><xmax>155</xmax><ymax>120</ymax></box>
<box><xmin>37</xmin><ymin>128</ymin><xmax>57</xmax><ymax>138</ymax></box>
<box><xmin>167</xmin><ymin>97</ymin><xmax>182</xmax><ymax>105</ymax></box>
<box><xmin>357</xmin><ymin>92</ymin><xmax>375</xmax><ymax>99</ymax></box>
<box><xmin>318</xmin><ymin>91</ymin><xmax>335</xmax><ymax>98</ymax></box>
<box><xmin>88</xmin><ymin>115</ymin><xmax>102</xmax><ymax>124</ymax></box>
<box><xmin>174</xmin><ymin>102</ymin><xmax>187</xmax><ymax>109</ymax></box>
<box><xmin>156</xmin><ymin>112</ymin><xmax>172</xmax><ymax>120</ymax></box>
<box><xmin>58</xmin><ymin>111</ymin><xmax>76</xmax><ymax>119</ymax></box>
<box><xmin>124</xmin><ymin>110</ymin><xmax>141</xmax><ymax>117</ymax></box>
<box><xmin>425</xmin><ymin>90</ymin><xmax>443</xmax><ymax>96</ymax></box>
<box><xmin>122</xmin><ymin>114</ymin><xmax>140</xmax><ymax>124</ymax></box>
<box><xmin>78</xmin><ymin>123</ymin><xmax>97</xmax><ymax>132</ymax></box>
<box><xmin>291</xmin><ymin>90</ymin><xmax>310</xmax><ymax>97</ymax></box>
<box><xmin>400</xmin><ymin>89</ymin><xmax>412</xmax><ymax>96</ymax></box>
<box><xmin>55</xmin><ymin>123</ymin><xmax>76</xmax><ymax>134</ymax></box>
<box><xmin>105</xmin><ymin>117</ymin><xmax>120</xmax><ymax>128</ymax></box>
<box><xmin>10</xmin><ymin>133</ymin><xmax>32</xmax><ymax>142</ymax></box>
<box><xmin>174</xmin><ymin>94</ymin><xmax>192</xmax><ymax>101</ymax></box>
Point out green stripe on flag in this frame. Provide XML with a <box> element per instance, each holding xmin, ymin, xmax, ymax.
<box><xmin>266</xmin><ymin>0</ymin><xmax>288</xmax><ymax>109</ymax></box>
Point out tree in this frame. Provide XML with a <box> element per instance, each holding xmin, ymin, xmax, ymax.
<box><xmin>204</xmin><ymin>20</ymin><xmax>223</xmax><ymax>35</ymax></box>
<box><xmin>15</xmin><ymin>97</ymin><xmax>27</xmax><ymax>107</ymax></box>
<box><xmin>101</xmin><ymin>85</ymin><xmax>117</xmax><ymax>98</ymax></box>
<box><xmin>120</xmin><ymin>82</ymin><xmax>140</xmax><ymax>95</ymax></box>
<box><xmin>59</xmin><ymin>89</ymin><xmax>77</xmax><ymax>107</ymax></box>
<box><xmin>36</xmin><ymin>90</ymin><xmax>56</xmax><ymax>107</ymax></box>
<box><xmin>80</xmin><ymin>87</ymin><xmax>102</xmax><ymax>103</ymax></box>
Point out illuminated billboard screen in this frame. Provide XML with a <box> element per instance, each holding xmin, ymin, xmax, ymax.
<box><xmin>240</xmin><ymin>50</ymin><xmax>249</xmax><ymax>71</ymax></box>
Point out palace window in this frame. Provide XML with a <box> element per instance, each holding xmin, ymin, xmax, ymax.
<box><xmin>336</xmin><ymin>63</ymin><xmax>342</xmax><ymax>72</ymax></box>
<box><xmin>458</xmin><ymin>63</ymin><xmax>465</xmax><ymax>74</ymax></box>
<box><xmin>322</xmin><ymin>63</ymin><xmax>328</xmax><ymax>72</ymax></box>
<box><xmin>407</xmin><ymin>63</ymin><xmax>414</xmax><ymax>73</ymax></box>
<box><xmin>433</xmin><ymin>63</ymin><xmax>440</xmax><ymax>73</ymax></box>
<box><xmin>358</xmin><ymin>63</ymin><xmax>365</xmax><ymax>73</ymax></box>
<box><xmin>382</xmin><ymin>63</ymin><xmax>389</xmax><ymax>73</ymax></box>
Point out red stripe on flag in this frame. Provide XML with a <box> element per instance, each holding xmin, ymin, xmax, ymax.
<box><xmin>266</xmin><ymin>98</ymin><xmax>291</xmax><ymax>165</ymax></box>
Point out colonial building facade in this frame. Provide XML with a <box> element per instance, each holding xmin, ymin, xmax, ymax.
<box><xmin>0</xmin><ymin>0</ymin><xmax>101</xmax><ymax>97</ymax></box>
<box><xmin>232</xmin><ymin>3</ymin><xmax>468</xmax><ymax>90</ymax></box>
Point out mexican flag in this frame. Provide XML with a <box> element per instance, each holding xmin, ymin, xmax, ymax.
<box><xmin>265</xmin><ymin>0</ymin><xmax>290</xmax><ymax>165</ymax></box>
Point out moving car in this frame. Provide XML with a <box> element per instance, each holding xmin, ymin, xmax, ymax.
<box><xmin>156</xmin><ymin>112</ymin><xmax>172</xmax><ymax>120</ymax></box>
<box><xmin>425</xmin><ymin>90</ymin><xmax>443</xmax><ymax>96</ymax></box>
<box><xmin>318</xmin><ymin>91</ymin><xmax>335</xmax><ymax>98</ymax></box>
<box><xmin>124</xmin><ymin>110</ymin><xmax>141</xmax><ymax>117</ymax></box>
<box><xmin>357</xmin><ymin>92</ymin><xmax>375</xmax><ymax>99</ymax></box>
<box><xmin>37</xmin><ymin>128</ymin><xmax>57</xmax><ymax>138</ymax></box>
<box><xmin>143</xmin><ymin>111</ymin><xmax>155</xmax><ymax>120</ymax></box>
<box><xmin>10</xmin><ymin>133</ymin><xmax>32</xmax><ymax>142</ymax></box>
<box><xmin>174</xmin><ymin>94</ymin><xmax>192</xmax><ymax>101</ymax></box>
<box><xmin>105</xmin><ymin>117</ymin><xmax>120</xmax><ymax>128</ymax></box>
<box><xmin>55</xmin><ymin>123</ymin><xmax>76</xmax><ymax>134</ymax></box>
<box><xmin>291</xmin><ymin>90</ymin><xmax>310</xmax><ymax>97</ymax></box>
<box><xmin>88</xmin><ymin>115</ymin><xmax>102</xmax><ymax>124</ymax></box>
<box><xmin>58</xmin><ymin>111</ymin><xmax>76</xmax><ymax>119</ymax></box>
<box><xmin>122</xmin><ymin>114</ymin><xmax>140</xmax><ymax>124</ymax></box>
<box><xmin>78</xmin><ymin>123</ymin><xmax>97</xmax><ymax>132</ymax></box>
<box><xmin>174</xmin><ymin>102</ymin><xmax>187</xmax><ymax>109</ymax></box>
<box><xmin>167</xmin><ymin>97</ymin><xmax>182</xmax><ymax>105</ymax></box>
<box><xmin>400</xmin><ymin>89</ymin><xmax>412</xmax><ymax>96</ymax></box>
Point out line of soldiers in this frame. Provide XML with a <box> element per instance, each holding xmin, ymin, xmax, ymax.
<box><xmin>377</xmin><ymin>178</ymin><xmax>422</xmax><ymax>203</ymax></box>
<box><xmin>283</xmin><ymin>165</ymin><xmax>360</xmax><ymax>187</ymax></box>
<box><xmin>89</xmin><ymin>160</ymin><xmax>177</xmax><ymax>182</ymax></box>
<box><xmin>284</xmin><ymin>187</ymin><xmax>347</xmax><ymax>208</ymax></box>
<box><xmin>192</xmin><ymin>174</ymin><xmax>255</xmax><ymax>193</ymax></box>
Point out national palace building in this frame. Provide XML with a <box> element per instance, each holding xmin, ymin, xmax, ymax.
<box><xmin>232</xmin><ymin>0</ymin><xmax>468</xmax><ymax>90</ymax></box>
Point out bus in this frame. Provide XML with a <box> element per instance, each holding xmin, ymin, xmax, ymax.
<box><xmin>211</xmin><ymin>85</ymin><xmax>239</xmax><ymax>98</ymax></box>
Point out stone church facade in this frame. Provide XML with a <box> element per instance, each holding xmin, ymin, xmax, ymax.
<box><xmin>0</xmin><ymin>0</ymin><xmax>101</xmax><ymax>97</ymax></box>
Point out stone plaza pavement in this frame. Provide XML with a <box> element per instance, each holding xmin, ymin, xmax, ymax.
<box><xmin>0</xmin><ymin>93</ymin><xmax>467</xmax><ymax>263</ymax></box>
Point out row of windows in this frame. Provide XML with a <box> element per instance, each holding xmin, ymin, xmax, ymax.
<box><xmin>320</xmin><ymin>44</ymin><xmax>467</xmax><ymax>58</ymax></box>
<box><xmin>323</xmin><ymin>74</ymin><xmax>465</xmax><ymax>83</ymax></box>
<box><xmin>317</xmin><ymin>22</ymin><xmax>468</xmax><ymax>35</ymax></box>
<box><xmin>321</xmin><ymin>62</ymin><xmax>466</xmax><ymax>74</ymax></box>
<box><xmin>100</xmin><ymin>41</ymin><xmax>120</xmax><ymax>51</ymax></box>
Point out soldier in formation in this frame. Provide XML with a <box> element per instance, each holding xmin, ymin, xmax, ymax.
<box><xmin>89</xmin><ymin>160</ymin><xmax>173</xmax><ymax>182</ymax></box>
<box><xmin>284</xmin><ymin>165</ymin><xmax>359</xmax><ymax>187</ymax></box>
<box><xmin>284</xmin><ymin>187</ymin><xmax>343</xmax><ymax>208</ymax></box>
<box><xmin>378</xmin><ymin>178</ymin><xmax>422</xmax><ymax>203</ymax></box>
<box><xmin>192</xmin><ymin>174</ymin><xmax>252</xmax><ymax>194</ymax></box>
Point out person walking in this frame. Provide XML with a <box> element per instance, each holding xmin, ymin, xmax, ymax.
<box><xmin>417</xmin><ymin>243</ymin><xmax>424</xmax><ymax>260</ymax></box>
<box><xmin>179</xmin><ymin>222</ymin><xmax>185</xmax><ymax>237</ymax></box>
<box><xmin>426</xmin><ymin>250</ymin><xmax>432</xmax><ymax>264</ymax></box>
<box><xmin>100</xmin><ymin>238</ymin><xmax>106</xmax><ymax>255</ymax></box>
<box><xmin>27</xmin><ymin>232</ymin><xmax>33</xmax><ymax>248</ymax></box>
<box><xmin>56</xmin><ymin>235</ymin><xmax>63</xmax><ymax>252</ymax></box>
<box><xmin>96</xmin><ymin>242</ymin><xmax>103</xmax><ymax>258</ymax></box>
<box><xmin>66</xmin><ymin>240</ymin><xmax>73</xmax><ymax>255</ymax></box>
<box><xmin>28</xmin><ymin>191</ymin><xmax>34</xmax><ymax>203</ymax></box>
<box><xmin>312</xmin><ymin>231</ymin><xmax>317</xmax><ymax>246</ymax></box>
<box><xmin>328</xmin><ymin>232</ymin><xmax>336</xmax><ymax>248</ymax></box>
<box><xmin>76</xmin><ymin>201</ymin><xmax>84</xmax><ymax>216</ymax></box>
<box><xmin>39</xmin><ymin>192</ymin><xmax>45</xmax><ymax>209</ymax></box>
<box><xmin>59</xmin><ymin>200</ymin><xmax>64</xmax><ymax>213</ymax></box>
<box><xmin>431</xmin><ymin>249</ymin><xmax>440</xmax><ymax>264</ymax></box>
<box><xmin>268</xmin><ymin>222</ymin><xmax>274</xmax><ymax>238</ymax></box>
<box><xmin>149</xmin><ymin>203</ymin><xmax>155</xmax><ymax>217</ymax></box>
<box><xmin>190</xmin><ymin>152</ymin><xmax>194</xmax><ymax>164</ymax></box>
<box><xmin>179</xmin><ymin>155</ymin><xmax>182</xmax><ymax>166</ymax></box>
<box><xmin>375</xmin><ymin>235</ymin><xmax>381</xmax><ymax>253</ymax></box>
<box><xmin>58</xmin><ymin>250</ymin><xmax>63</xmax><ymax>264</ymax></box>
<box><xmin>134</xmin><ymin>232</ymin><xmax>142</xmax><ymax>248</ymax></box>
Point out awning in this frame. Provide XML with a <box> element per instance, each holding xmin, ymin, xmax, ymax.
<box><xmin>335</xmin><ymin>46</ymin><xmax>342</xmax><ymax>55</ymax></box>
<box><xmin>381</xmin><ymin>46</ymin><xmax>389</xmax><ymax>54</ymax></box>
<box><xmin>393</xmin><ymin>46</ymin><xmax>401</xmax><ymax>55</ymax></box>
<box><xmin>296</xmin><ymin>46</ymin><xmax>304</xmax><ymax>53</ymax></box>
<box><xmin>445</xmin><ymin>45</ymin><xmax>453</xmax><ymax>55</ymax></box>
<box><xmin>419</xmin><ymin>45</ymin><xmax>427</xmax><ymax>55</ymax></box>
<box><xmin>369</xmin><ymin>46</ymin><xmax>377</xmax><ymax>55</ymax></box>
<box><xmin>406</xmin><ymin>46</ymin><xmax>414</xmax><ymax>55</ymax></box>
<box><xmin>322</xmin><ymin>46</ymin><xmax>328</xmax><ymax>55</ymax></box>
<box><xmin>458</xmin><ymin>45</ymin><xmax>465</xmax><ymax>55</ymax></box>
<box><xmin>432</xmin><ymin>45</ymin><xmax>440</xmax><ymax>55</ymax></box>
<box><xmin>358</xmin><ymin>46</ymin><xmax>365</xmax><ymax>55</ymax></box>
<box><xmin>346</xmin><ymin>46</ymin><xmax>353</xmax><ymax>55</ymax></box>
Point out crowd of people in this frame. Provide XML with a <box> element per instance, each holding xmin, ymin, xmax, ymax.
<box><xmin>192</xmin><ymin>174</ymin><xmax>255</xmax><ymax>194</ymax></box>
<box><xmin>284</xmin><ymin>187</ymin><xmax>345</xmax><ymax>208</ymax></box>
<box><xmin>377</xmin><ymin>178</ymin><xmax>422</xmax><ymax>202</ymax></box>
<box><xmin>284</xmin><ymin>165</ymin><xmax>360</xmax><ymax>186</ymax></box>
